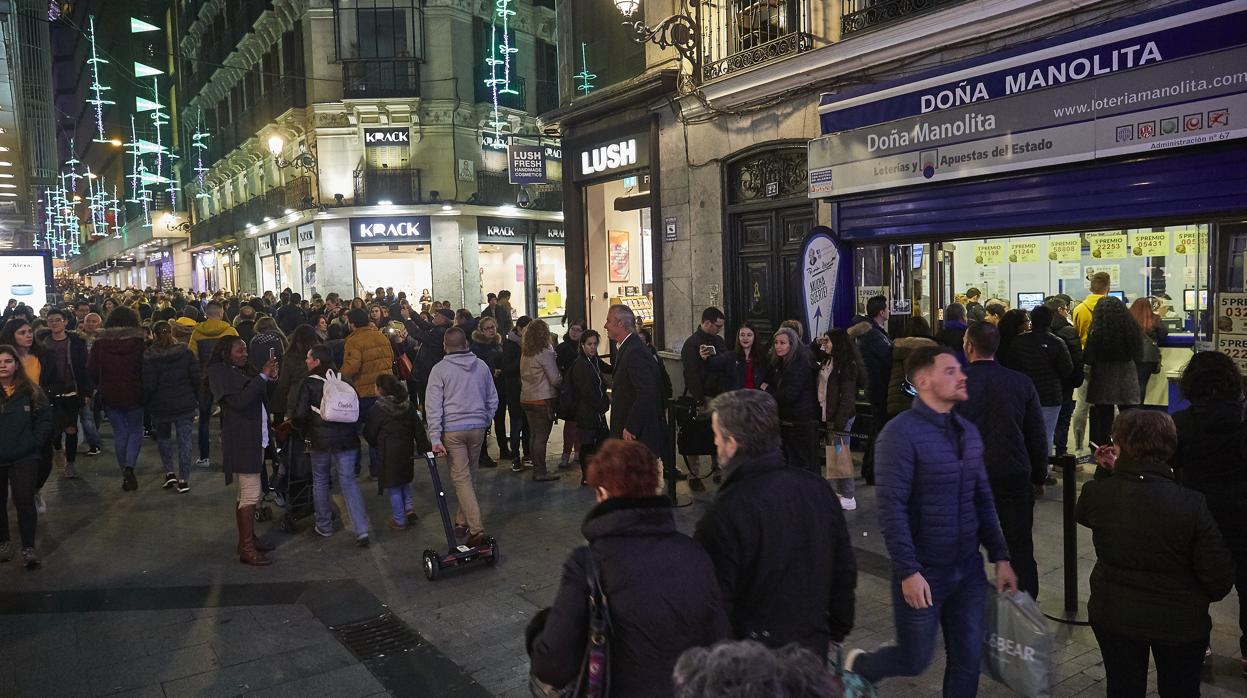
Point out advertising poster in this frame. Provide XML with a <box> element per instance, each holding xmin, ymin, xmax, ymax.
<box><xmin>1048</xmin><ymin>236</ymin><xmax>1082</xmax><ymax>261</ymax></box>
<box><xmin>974</xmin><ymin>242</ymin><xmax>1005</xmax><ymax>265</ymax></box>
<box><xmin>507</xmin><ymin>144</ymin><xmax>547</xmax><ymax>185</ymax></box>
<box><xmin>1083</xmin><ymin>265</ymin><xmax>1120</xmax><ymax>289</ymax></box>
<box><xmin>1088</xmin><ymin>233</ymin><xmax>1127</xmax><ymax>260</ymax></box>
<box><xmin>1174</xmin><ymin>226</ymin><xmax>1207</xmax><ymax>255</ymax></box>
<box><xmin>1009</xmin><ymin>240</ymin><xmax>1041</xmax><ymax>263</ymax></box>
<box><xmin>800</xmin><ymin>229</ymin><xmax>841</xmax><ymax>341</ymax></box>
<box><xmin>1131</xmin><ymin>230</ymin><xmax>1169</xmax><ymax>256</ymax></box>
<box><xmin>0</xmin><ymin>255</ymin><xmax>51</xmax><ymax>310</ymax></box>
<box><xmin>1215</xmin><ymin>292</ymin><xmax>1247</xmax><ymax>372</ymax></box>
<box><xmin>608</xmin><ymin>230</ymin><xmax>630</xmax><ymax>282</ymax></box>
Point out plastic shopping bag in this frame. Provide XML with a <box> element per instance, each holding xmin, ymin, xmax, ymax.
<box><xmin>982</xmin><ymin>591</ymin><xmax>1053</xmax><ymax>697</ymax></box>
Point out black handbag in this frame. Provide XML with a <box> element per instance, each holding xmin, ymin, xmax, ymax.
<box><xmin>673</xmin><ymin>396</ymin><xmax>715</xmax><ymax>456</ymax></box>
<box><xmin>530</xmin><ymin>547</ymin><xmax>611</xmax><ymax>698</ymax></box>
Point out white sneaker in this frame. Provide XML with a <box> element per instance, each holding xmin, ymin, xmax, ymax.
<box><xmin>34</xmin><ymin>492</ymin><xmax>47</xmax><ymax>514</ymax></box>
<box><xmin>195</xmin><ymin>458</ymin><xmax>211</xmax><ymax>470</ymax></box>
<box><xmin>838</xmin><ymin>496</ymin><xmax>857</xmax><ymax>511</ymax></box>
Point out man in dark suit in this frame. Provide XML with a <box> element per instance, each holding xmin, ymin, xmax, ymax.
<box><xmin>604</xmin><ymin>304</ymin><xmax>668</xmax><ymax>463</ymax></box>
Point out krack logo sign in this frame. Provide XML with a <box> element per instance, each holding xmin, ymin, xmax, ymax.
<box><xmin>580</xmin><ymin>139</ymin><xmax>638</xmax><ymax>176</ymax></box>
<box><xmin>350</xmin><ymin>216</ymin><xmax>432</xmax><ymax>244</ymax></box>
<box><xmin>486</xmin><ymin>225</ymin><xmax>517</xmax><ymax>237</ymax></box>
<box><xmin>364</xmin><ymin>128</ymin><xmax>411</xmax><ymax>147</ymax></box>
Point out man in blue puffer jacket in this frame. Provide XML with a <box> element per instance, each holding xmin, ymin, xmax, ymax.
<box><xmin>847</xmin><ymin>344</ymin><xmax>1017</xmax><ymax>696</ymax></box>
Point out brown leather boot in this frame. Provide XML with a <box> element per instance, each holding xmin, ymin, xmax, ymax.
<box><xmin>237</xmin><ymin>506</ymin><xmax>271</xmax><ymax>566</ymax></box>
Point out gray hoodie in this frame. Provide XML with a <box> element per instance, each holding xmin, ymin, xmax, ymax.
<box><xmin>425</xmin><ymin>350</ymin><xmax>500</xmax><ymax>447</ymax></box>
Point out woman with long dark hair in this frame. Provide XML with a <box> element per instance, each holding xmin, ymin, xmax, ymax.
<box><xmin>567</xmin><ymin>329</ymin><xmax>610</xmax><ymax>486</ymax></box>
<box><xmin>710</xmin><ymin>323</ymin><xmax>770</xmax><ymax>391</ymax></box>
<box><xmin>0</xmin><ymin>319</ymin><xmax>58</xmax><ymax>504</ymax></box>
<box><xmin>206</xmin><ymin>335</ymin><xmax>279</xmax><ymax>565</ymax></box>
<box><xmin>0</xmin><ymin>344</ymin><xmax>52</xmax><ymax>569</ymax></box>
<box><xmin>1083</xmin><ymin>296</ymin><xmax>1142</xmax><ymax>449</ymax></box>
<box><xmin>817</xmin><ymin>328</ymin><xmax>866</xmax><ymax>509</ymax></box>
<box><xmin>86</xmin><ymin>307</ymin><xmax>148</xmax><ymax>491</ymax></box>
<box><xmin>766</xmin><ymin>327</ymin><xmax>820</xmax><ymax>472</ymax></box>
<box><xmin>1171</xmin><ymin>351</ymin><xmax>1247</xmax><ymax>670</ymax></box>
<box><xmin>142</xmin><ymin>321</ymin><xmax>200</xmax><ymax>493</ymax></box>
<box><xmin>996</xmin><ymin>309</ymin><xmax>1030</xmax><ymax>363</ymax></box>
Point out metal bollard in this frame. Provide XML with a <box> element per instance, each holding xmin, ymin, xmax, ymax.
<box><xmin>1045</xmin><ymin>453</ymin><xmax>1090</xmax><ymax>625</ymax></box>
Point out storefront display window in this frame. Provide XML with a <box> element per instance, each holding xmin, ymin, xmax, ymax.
<box><xmin>277</xmin><ymin>252</ymin><xmax>294</xmax><ymax>295</ymax></box>
<box><xmin>536</xmin><ymin>244</ymin><xmax>566</xmax><ymax>320</ymax></box>
<box><xmin>354</xmin><ymin>244</ymin><xmax>432</xmax><ymax>300</ymax></box>
<box><xmin>478</xmin><ymin>243</ymin><xmax>528</xmax><ymax>317</ymax></box>
<box><xmin>260</xmin><ymin>256</ymin><xmax>278</xmax><ymax>296</ymax></box>
<box><xmin>851</xmin><ymin>224</ymin><xmax>1211</xmax><ymax>338</ymax></box>
<box><xmin>585</xmin><ymin>176</ymin><xmax>652</xmax><ymax>330</ymax></box>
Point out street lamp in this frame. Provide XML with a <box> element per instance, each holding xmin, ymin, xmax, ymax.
<box><xmin>267</xmin><ymin>135</ymin><xmax>318</xmax><ymax>173</ymax></box>
<box><xmin>612</xmin><ymin>0</ymin><xmax>703</xmax><ymax>70</ymax></box>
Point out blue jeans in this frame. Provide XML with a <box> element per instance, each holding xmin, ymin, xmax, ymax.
<box><xmin>155</xmin><ymin>417</ymin><xmax>195</xmax><ymax>481</ymax></box>
<box><xmin>1041</xmin><ymin>404</ymin><xmax>1061</xmax><ymax>458</ymax></box>
<box><xmin>78</xmin><ymin>401</ymin><xmax>102</xmax><ymax>449</ymax></box>
<box><xmin>386</xmin><ymin>484</ymin><xmax>411</xmax><ymax>526</ymax></box>
<box><xmin>309</xmin><ymin>449</ymin><xmax>371</xmax><ymax>538</ymax></box>
<box><xmin>105</xmin><ymin>405</ymin><xmax>146</xmax><ymax>472</ymax></box>
<box><xmin>855</xmin><ymin>554</ymin><xmax>990</xmax><ymax>696</ymax></box>
<box><xmin>357</xmin><ymin>397</ymin><xmax>379</xmax><ymax>478</ymax></box>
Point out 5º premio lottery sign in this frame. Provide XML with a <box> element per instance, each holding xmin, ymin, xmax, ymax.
<box><xmin>1215</xmin><ymin>292</ymin><xmax>1247</xmax><ymax>371</ymax></box>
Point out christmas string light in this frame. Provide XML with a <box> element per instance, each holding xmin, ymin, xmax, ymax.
<box><xmin>85</xmin><ymin>16</ymin><xmax>115</xmax><ymax>144</ymax></box>
<box><xmin>576</xmin><ymin>43</ymin><xmax>596</xmax><ymax>95</ymax></box>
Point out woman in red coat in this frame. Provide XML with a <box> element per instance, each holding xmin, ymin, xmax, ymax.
<box><xmin>87</xmin><ymin>307</ymin><xmax>148</xmax><ymax>491</ymax></box>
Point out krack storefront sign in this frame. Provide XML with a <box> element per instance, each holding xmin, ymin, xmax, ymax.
<box><xmin>364</xmin><ymin>127</ymin><xmax>411</xmax><ymax>147</ymax></box>
<box><xmin>508</xmin><ymin>144</ymin><xmax>547</xmax><ymax>184</ymax></box>
<box><xmin>536</xmin><ymin>222</ymin><xmax>565</xmax><ymax>245</ymax></box>
<box><xmin>478</xmin><ymin>217</ymin><xmax>534</xmax><ymax>244</ymax></box>
<box><xmin>573</xmin><ymin>132</ymin><xmax>649</xmax><ymax>181</ymax></box>
<box><xmin>351</xmin><ymin>216</ymin><xmax>432</xmax><ymax>244</ymax></box>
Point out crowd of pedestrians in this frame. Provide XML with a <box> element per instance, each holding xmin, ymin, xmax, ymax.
<box><xmin>1</xmin><ymin>277</ymin><xmax>1244</xmax><ymax>696</ymax></box>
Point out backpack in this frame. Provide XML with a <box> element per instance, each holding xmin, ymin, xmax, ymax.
<box><xmin>310</xmin><ymin>370</ymin><xmax>359</xmax><ymax>423</ymax></box>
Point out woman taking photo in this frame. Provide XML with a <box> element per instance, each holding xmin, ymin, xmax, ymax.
<box><xmin>142</xmin><ymin>321</ymin><xmax>200</xmax><ymax>493</ymax></box>
<box><xmin>710</xmin><ymin>323</ymin><xmax>769</xmax><ymax>391</ymax></box>
<box><xmin>207</xmin><ymin>335</ymin><xmax>279</xmax><ymax>565</ymax></box>
<box><xmin>527</xmin><ymin>440</ymin><xmax>729</xmax><ymax>697</ymax></box>
<box><xmin>86</xmin><ymin>306</ymin><xmax>148</xmax><ymax>491</ymax></box>
<box><xmin>0</xmin><ymin>344</ymin><xmax>52</xmax><ymax>569</ymax></box>
<box><xmin>293</xmin><ymin>344</ymin><xmax>372</xmax><ymax>546</ymax></box>
<box><xmin>519</xmin><ymin>319</ymin><xmax>561</xmax><ymax>483</ymax></box>
<box><xmin>1078</xmin><ymin>410</ymin><xmax>1234</xmax><ymax>696</ymax></box>
<box><xmin>1082</xmin><ymin>296</ymin><xmax>1141</xmax><ymax>449</ymax></box>
<box><xmin>1171</xmin><ymin>351</ymin><xmax>1247</xmax><ymax>672</ymax></box>
<box><xmin>817</xmin><ymin>329</ymin><xmax>866</xmax><ymax>510</ymax></box>
<box><xmin>567</xmin><ymin>330</ymin><xmax>610</xmax><ymax>487</ymax></box>
<box><xmin>765</xmin><ymin>327</ymin><xmax>819</xmax><ymax>472</ymax></box>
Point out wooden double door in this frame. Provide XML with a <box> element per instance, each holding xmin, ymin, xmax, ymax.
<box><xmin>728</xmin><ymin>204</ymin><xmax>815</xmax><ymax>338</ymax></box>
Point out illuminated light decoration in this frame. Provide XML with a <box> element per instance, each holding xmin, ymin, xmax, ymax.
<box><xmin>133</xmin><ymin>61</ymin><xmax>163</xmax><ymax>78</ymax></box>
<box><xmin>613</xmin><ymin>0</ymin><xmax>641</xmax><ymax>16</ymax></box>
<box><xmin>575</xmin><ymin>43</ymin><xmax>596</xmax><ymax>95</ymax></box>
<box><xmin>192</xmin><ymin>109</ymin><xmax>210</xmax><ymax>199</ymax></box>
<box><xmin>111</xmin><ymin>185</ymin><xmax>123</xmax><ymax>238</ymax></box>
<box><xmin>85</xmin><ymin>17</ymin><xmax>115</xmax><ymax>144</ymax></box>
<box><xmin>136</xmin><ymin>96</ymin><xmax>160</xmax><ymax>112</ymax></box>
<box><xmin>126</xmin><ymin>115</ymin><xmax>143</xmax><ymax>204</ymax></box>
<box><xmin>130</xmin><ymin>17</ymin><xmax>161</xmax><ymax>33</ymax></box>
<box><xmin>482</xmin><ymin>0</ymin><xmax>519</xmax><ymax>153</ymax></box>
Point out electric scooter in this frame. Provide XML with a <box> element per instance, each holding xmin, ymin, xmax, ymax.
<box><xmin>420</xmin><ymin>452</ymin><xmax>499</xmax><ymax>580</ymax></box>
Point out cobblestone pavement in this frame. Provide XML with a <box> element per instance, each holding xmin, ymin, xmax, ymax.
<box><xmin>0</xmin><ymin>423</ymin><xmax>1243</xmax><ymax>697</ymax></box>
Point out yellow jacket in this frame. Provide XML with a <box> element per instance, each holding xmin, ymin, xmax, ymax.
<box><xmin>188</xmin><ymin>318</ymin><xmax>239</xmax><ymax>358</ymax></box>
<box><xmin>341</xmin><ymin>325</ymin><xmax>394</xmax><ymax>398</ymax></box>
<box><xmin>1071</xmin><ymin>293</ymin><xmax>1105</xmax><ymax>347</ymax></box>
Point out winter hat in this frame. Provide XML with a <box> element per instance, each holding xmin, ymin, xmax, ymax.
<box><xmin>436</xmin><ymin>307</ymin><xmax>455</xmax><ymax>322</ymax></box>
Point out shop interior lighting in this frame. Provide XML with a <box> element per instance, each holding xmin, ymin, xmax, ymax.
<box><xmin>0</xmin><ymin>184</ymin><xmax>15</xmax><ymax>189</ymax></box>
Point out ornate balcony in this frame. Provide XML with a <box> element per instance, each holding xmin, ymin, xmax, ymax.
<box><xmin>841</xmin><ymin>0</ymin><xmax>969</xmax><ymax>36</ymax></box>
<box><xmin>699</xmin><ymin>0</ymin><xmax>814</xmax><ymax>83</ymax></box>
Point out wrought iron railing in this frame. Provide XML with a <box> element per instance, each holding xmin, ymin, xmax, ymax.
<box><xmin>698</xmin><ymin>0</ymin><xmax>814</xmax><ymax>82</ymax></box>
<box><xmin>841</xmin><ymin>0</ymin><xmax>969</xmax><ymax>36</ymax></box>
<box><xmin>475</xmin><ymin>170</ymin><xmax>562</xmax><ymax>212</ymax></box>
<box><xmin>353</xmin><ymin>166</ymin><xmax>423</xmax><ymax>206</ymax></box>
<box><xmin>474</xmin><ymin>66</ymin><xmax>528</xmax><ymax>111</ymax></box>
<box><xmin>342</xmin><ymin>59</ymin><xmax>421</xmax><ymax>99</ymax></box>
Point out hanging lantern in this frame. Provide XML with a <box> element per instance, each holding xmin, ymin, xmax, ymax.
<box><xmin>614</xmin><ymin>0</ymin><xmax>641</xmax><ymax>17</ymax></box>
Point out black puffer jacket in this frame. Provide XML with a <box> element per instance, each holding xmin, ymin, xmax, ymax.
<box><xmin>142</xmin><ymin>344</ymin><xmax>201</xmax><ymax>421</ymax></box>
<box><xmin>1050</xmin><ymin>314</ymin><xmax>1084</xmax><ymax>391</ymax></box>
<box><xmin>292</xmin><ymin>374</ymin><xmax>360</xmax><ymax>452</ymax></box>
<box><xmin>1171</xmin><ymin>400</ymin><xmax>1247</xmax><ymax>556</ymax></box>
<box><xmin>1003</xmin><ymin>330</ymin><xmax>1073</xmax><ymax>407</ymax></box>
<box><xmin>363</xmin><ymin>394</ymin><xmax>429</xmax><ymax>492</ymax></box>
<box><xmin>529</xmin><ymin>496</ymin><xmax>730</xmax><ymax>698</ymax></box>
<box><xmin>568</xmin><ymin>354</ymin><xmax>610</xmax><ymax>438</ymax></box>
<box><xmin>1076</xmin><ymin>456</ymin><xmax>1235</xmax><ymax>643</ymax></box>
<box><xmin>695</xmin><ymin>450</ymin><xmax>857</xmax><ymax>654</ymax></box>
<box><xmin>766</xmin><ymin>351</ymin><xmax>820</xmax><ymax>423</ymax></box>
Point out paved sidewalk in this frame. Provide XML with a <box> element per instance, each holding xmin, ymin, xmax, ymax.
<box><xmin>0</xmin><ymin>424</ymin><xmax>1242</xmax><ymax>697</ymax></box>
